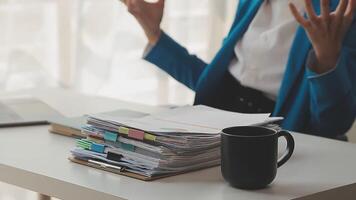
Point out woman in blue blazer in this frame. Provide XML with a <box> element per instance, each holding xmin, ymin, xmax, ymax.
<box><xmin>121</xmin><ymin>0</ymin><xmax>356</xmax><ymax>139</ymax></box>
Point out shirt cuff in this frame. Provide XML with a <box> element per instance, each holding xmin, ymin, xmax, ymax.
<box><xmin>143</xmin><ymin>31</ymin><xmax>181</xmax><ymax>66</ymax></box>
<box><xmin>306</xmin><ymin>49</ymin><xmax>336</xmax><ymax>78</ymax></box>
<box><xmin>307</xmin><ymin>49</ymin><xmax>352</xmax><ymax>109</ymax></box>
<box><xmin>142</xmin><ymin>43</ymin><xmax>154</xmax><ymax>58</ymax></box>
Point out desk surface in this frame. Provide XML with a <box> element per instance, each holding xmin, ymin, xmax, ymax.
<box><xmin>0</xmin><ymin>88</ymin><xmax>356</xmax><ymax>200</ymax></box>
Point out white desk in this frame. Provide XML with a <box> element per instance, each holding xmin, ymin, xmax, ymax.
<box><xmin>1</xmin><ymin>88</ymin><xmax>356</xmax><ymax>200</ymax></box>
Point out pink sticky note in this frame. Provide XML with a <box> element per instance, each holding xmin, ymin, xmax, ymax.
<box><xmin>128</xmin><ymin>129</ymin><xmax>145</xmax><ymax>140</ymax></box>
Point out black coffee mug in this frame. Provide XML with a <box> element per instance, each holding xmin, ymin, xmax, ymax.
<box><xmin>221</xmin><ymin>126</ymin><xmax>295</xmax><ymax>189</ymax></box>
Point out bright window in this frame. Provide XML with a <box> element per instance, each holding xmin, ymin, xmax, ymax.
<box><xmin>0</xmin><ymin>0</ymin><xmax>236</xmax><ymax>106</ymax></box>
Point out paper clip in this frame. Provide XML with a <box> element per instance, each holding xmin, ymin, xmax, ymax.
<box><xmin>88</xmin><ymin>159</ymin><xmax>123</xmax><ymax>171</ymax></box>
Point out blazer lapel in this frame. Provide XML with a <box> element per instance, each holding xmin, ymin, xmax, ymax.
<box><xmin>195</xmin><ymin>0</ymin><xmax>264</xmax><ymax>104</ymax></box>
<box><xmin>272</xmin><ymin>25</ymin><xmax>312</xmax><ymax>116</ymax></box>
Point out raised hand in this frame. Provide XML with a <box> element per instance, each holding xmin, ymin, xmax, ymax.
<box><xmin>289</xmin><ymin>0</ymin><xmax>356</xmax><ymax>74</ymax></box>
<box><xmin>120</xmin><ymin>0</ymin><xmax>165</xmax><ymax>45</ymax></box>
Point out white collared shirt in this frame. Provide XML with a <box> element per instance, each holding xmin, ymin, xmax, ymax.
<box><xmin>228</xmin><ymin>0</ymin><xmax>304</xmax><ymax>100</ymax></box>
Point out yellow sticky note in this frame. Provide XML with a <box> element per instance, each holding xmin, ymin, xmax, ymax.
<box><xmin>144</xmin><ymin>133</ymin><xmax>156</xmax><ymax>142</ymax></box>
<box><xmin>118</xmin><ymin>127</ymin><xmax>129</xmax><ymax>135</ymax></box>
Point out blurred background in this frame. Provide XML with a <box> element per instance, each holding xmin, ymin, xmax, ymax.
<box><xmin>0</xmin><ymin>0</ymin><xmax>237</xmax><ymax>106</ymax></box>
<box><xmin>0</xmin><ymin>0</ymin><xmax>237</xmax><ymax>198</ymax></box>
<box><xmin>0</xmin><ymin>0</ymin><xmax>354</xmax><ymax>199</ymax></box>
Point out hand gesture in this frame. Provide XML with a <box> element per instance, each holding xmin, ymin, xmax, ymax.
<box><xmin>120</xmin><ymin>0</ymin><xmax>165</xmax><ymax>45</ymax></box>
<box><xmin>289</xmin><ymin>0</ymin><xmax>356</xmax><ymax>74</ymax></box>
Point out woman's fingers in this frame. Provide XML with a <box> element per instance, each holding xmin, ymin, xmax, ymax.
<box><xmin>157</xmin><ymin>0</ymin><xmax>165</xmax><ymax>5</ymax></box>
<box><xmin>345</xmin><ymin>0</ymin><xmax>356</xmax><ymax>20</ymax></box>
<box><xmin>304</xmin><ymin>0</ymin><xmax>319</xmax><ymax>22</ymax></box>
<box><xmin>320</xmin><ymin>0</ymin><xmax>330</xmax><ymax>22</ymax></box>
<box><xmin>289</xmin><ymin>3</ymin><xmax>312</xmax><ymax>29</ymax></box>
<box><xmin>335</xmin><ymin>0</ymin><xmax>348</xmax><ymax>16</ymax></box>
<box><xmin>334</xmin><ymin>0</ymin><xmax>348</xmax><ymax>25</ymax></box>
<box><xmin>126</xmin><ymin>0</ymin><xmax>151</xmax><ymax>16</ymax></box>
<box><xmin>124</xmin><ymin>0</ymin><xmax>164</xmax><ymax>6</ymax></box>
<box><xmin>119</xmin><ymin>0</ymin><xmax>165</xmax><ymax>44</ymax></box>
<box><xmin>341</xmin><ymin>0</ymin><xmax>356</xmax><ymax>29</ymax></box>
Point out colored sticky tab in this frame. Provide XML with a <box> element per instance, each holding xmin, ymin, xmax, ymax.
<box><xmin>77</xmin><ymin>139</ymin><xmax>92</xmax><ymax>149</ymax></box>
<box><xmin>77</xmin><ymin>140</ymin><xmax>91</xmax><ymax>146</ymax></box>
<box><xmin>91</xmin><ymin>143</ymin><xmax>105</xmax><ymax>153</ymax></box>
<box><xmin>87</xmin><ymin>135</ymin><xmax>104</xmax><ymax>143</ymax></box>
<box><xmin>121</xmin><ymin>143</ymin><xmax>135</xmax><ymax>152</ymax></box>
<box><xmin>118</xmin><ymin>127</ymin><xmax>129</xmax><ymax>135</ymax></box>
<box><xmin>144</xmin><ymin>133</ymin><xmax>156</xmax><ymax>142</ymax></box>
<box><xmin>107</xmin><ymin>151</ymin><xmax>123</xmax><ymax>162</ymax></box>
<box><xmin>77</xmin><ymin>143</ymin><xmax>90</xmax><ymax>150</ymax></box>
<box><xmin>104</xmin><ymin>131</ymin><xmax>118</xmax><ymax>142</ymax></box>
<box><xmin>128</xmin><ymin>129</ymin><xmax>145</xmax><ymax>140</ymax></box>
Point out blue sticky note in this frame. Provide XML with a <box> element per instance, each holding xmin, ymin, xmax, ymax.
<box><xmin>104</xmin><ymin>131</ymin><xmax>118</xmax><ymax>142</ymax></box>
<box><xmin>91</xmin><ymin>143</ymin><xmax>105</xmax><ymax>154</ymax></box>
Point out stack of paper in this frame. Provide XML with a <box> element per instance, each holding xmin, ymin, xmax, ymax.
<box><xmin>70</xmin><ymin>105</ymin><xmax>279</xmax><ymax>180</ymax></box>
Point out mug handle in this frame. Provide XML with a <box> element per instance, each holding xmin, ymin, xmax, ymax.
<box><xmin>277</xmin><ymin>130</ymin><xmax>295</xmax><ymax>168</ymax></box>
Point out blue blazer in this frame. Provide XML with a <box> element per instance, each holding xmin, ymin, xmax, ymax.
<box><xmin>145</xmin><ymin>0</ymin><xmax>356</xmax><ymax>138</ymax></box>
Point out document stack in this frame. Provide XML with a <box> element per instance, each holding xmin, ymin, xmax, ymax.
<box><xmin>69</xmin><ymin>105</ymin><xmax>278</xmax><ymax>180</ymax></box>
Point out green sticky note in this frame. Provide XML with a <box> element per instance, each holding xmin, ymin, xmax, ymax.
<box><xmin>77</xmin><ymin>142</ymin><xmax>91</xmax><ymax>150</ymax></box>
<box><xmin>77</xmin><ymin>139</ymin><xmax>92</xmax><ymax>147</ymax></box>
<box><xmin>121</xmin><ymin>143</ymin><xmax>135</xmax><ymax>152</ymax></box>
